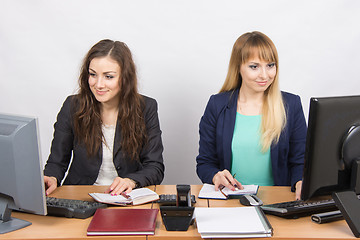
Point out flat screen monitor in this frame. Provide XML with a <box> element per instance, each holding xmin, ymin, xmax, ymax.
<box><xmin>0</xmin><ymin>113</ymin><xmax>47</xmax><ymax>234</ymax></box>
<box><xmin>301</xmin><ymin>95</ymin><xmax>360</xmax><ymax>201</ymax></box>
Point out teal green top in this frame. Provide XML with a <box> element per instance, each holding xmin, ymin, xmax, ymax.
<box><xmin>231</xmin><ymin>112</ymin><xmax>274</xmax><ymax>186</ymax></box>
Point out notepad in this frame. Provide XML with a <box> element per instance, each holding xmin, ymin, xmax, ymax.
<box><xmin>89</xmin><ymin>187</ymin><xmax>159</xmax><ymax>206</ymax></box>
<box><xmin>198</xmin><ymin>183</ymin><xmax>259</xmax><ymax>200</ymax></box>
<box><xmin>87</xmin><ymin>208</ymin><xmax>158</xmax><ymax>236</ymax></box>
<box><xmin>195</xmin><ymin>207</ymin><xmax>272</xmax><ymax>238</ymax></box>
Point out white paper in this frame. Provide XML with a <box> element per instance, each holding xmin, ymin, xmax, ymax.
<box><xmin>198</xmin><ymin>184</ymin><xmax>227</xmax><ymax>199</ymax></box>
<box><xmin>195</xmin><ymin>207</ymin><xmax>271</xmax><ymax>238</ymax></box>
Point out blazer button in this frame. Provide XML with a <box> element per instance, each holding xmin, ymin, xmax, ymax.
<box><xmin>116</xmin><ymin>166</ymin><xmax>121</xmax><ymax>170</ymax></box>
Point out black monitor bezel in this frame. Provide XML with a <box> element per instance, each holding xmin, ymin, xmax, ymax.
<box><xmin>301</xmin><ymin>95</ymin><xmax>360</xmax><ymax>201</ymax></box>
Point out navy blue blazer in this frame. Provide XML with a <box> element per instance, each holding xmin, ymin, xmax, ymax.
<box><xmin>196</xmin><ymin>89</ymin><xmax>307</xmax><ymax>191</ymax></box>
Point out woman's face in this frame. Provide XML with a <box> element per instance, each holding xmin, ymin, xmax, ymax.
<box><xmin>88</xmin><ymin>56</ymin><xmax>121</xmax><ymax>107</ymax></box>
<box><xmin>239</xmin><ymin>56</ymin><xmax>276</xmax><ymax>94</ymax></box>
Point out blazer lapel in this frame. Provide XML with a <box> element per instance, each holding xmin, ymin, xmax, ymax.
<box><xmin>113</xmin><ymin>121</ymin><xmax>122</xmax><ymax>158</ymax></box>
<box><xmin>270</xmin><ymin>144</ymin><xmax>278</xmax><ymax>172</ymax></box>
<box><xmin>223</xmin><ymin>89</ymin><xmax>239</xmax><ymax>170</ymax></box>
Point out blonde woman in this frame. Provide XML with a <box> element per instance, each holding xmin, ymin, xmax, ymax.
<box><xmin>196</xmin><ymin>32</ymin><xmax>306</xmax><ymax>200</ymax></box>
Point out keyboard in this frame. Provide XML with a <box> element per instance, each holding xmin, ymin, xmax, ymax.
<box><xmin>46</xmin><ymin>197</ymin><xmax>107</xmax><ymax>219</ymax></box>
<box><xmin>155</xmin><ymin>194</ymin><xmax>196</xmax><ymax>206</ymax></box>
<box><xmin>260</xmin><ymin>198</ymin><xmax>338</xmax><ymax>219</ymax></box>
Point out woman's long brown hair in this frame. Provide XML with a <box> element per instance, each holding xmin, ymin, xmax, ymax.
<box><xmin>73</xmin><ymin>39</ymin><xmax>146</xmax><ymax>160</ymax></box>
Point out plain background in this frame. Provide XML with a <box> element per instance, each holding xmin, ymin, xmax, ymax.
<box><xmin>1</xmin><ymin>0</ymin><xmax>360</xmax><ymax>185</ymax></box>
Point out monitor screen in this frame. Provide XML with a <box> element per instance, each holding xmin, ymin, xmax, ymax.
<box><xmin>301</xmin><ymin>95</ymin><xmax>360</xmax><ymax>200</ymax></box>
<box><xmin>0</xmin><ymin>113</ymin><xmax>47</xmax><ymax>234</ymax></box>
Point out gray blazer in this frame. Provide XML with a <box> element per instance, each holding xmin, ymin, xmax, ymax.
<box><xmin>44</xmin><ymin>95</ymin><xmax>164</xmax><ymax>187</ymax></box>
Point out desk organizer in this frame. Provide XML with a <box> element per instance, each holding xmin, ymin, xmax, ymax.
<box><xmin>160</xmin><ymin>206</ymin><xmax>194</xmax><ymax>231</ymax></box>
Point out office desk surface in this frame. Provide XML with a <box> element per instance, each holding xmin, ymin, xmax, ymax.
<box><xmin>209</xmin><ymin>186</ymin><xmax>355</xmax><ymax>240</ymax></box>
<box><xmin>4</xmin><ymin>185</ymin><xmax>152</xmax><ymax>240</ymax></box>
<box><xmin>1</xmin><ymin>185</ymin><xmax>357</xmax><ymax>240</ymax></box>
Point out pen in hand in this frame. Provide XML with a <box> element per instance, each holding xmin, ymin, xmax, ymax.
<box><xmin>232</xmin><ymin>173</ymin><xmax>240</xmax><ymax>190</ymax></box>
<box><xmin>214</xmin><ymin>170</ymin><xmax>243</xmax><ymax>191</ymax></box>
<box><xmin>220</xmin><ymin>173</ymin><xmax>242</xmax><ymax>191</ymax></box>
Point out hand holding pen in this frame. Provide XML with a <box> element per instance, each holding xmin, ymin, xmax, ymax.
<box><xmin>212</xmin><ymin>169</ymin><xmax>243</xmax><ymax>191</ymax></box>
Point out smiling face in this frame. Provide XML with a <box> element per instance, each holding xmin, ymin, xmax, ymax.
<box><xmin>239</xmin><ymin>56</ymin><xmax>276</xmax><ymax>95</ymax></box>
<box><xmin>88</xmin><ymin>56</ymin><xmax>121</xmax><ymax>108</ymax></box>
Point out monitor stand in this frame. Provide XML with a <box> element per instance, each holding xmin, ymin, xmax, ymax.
<box><xmin>0</xmin><ymin>201</ymin><xmax>31</xmax><ymax>234</ymax></box>
<box><xmin>333</xmin><ymin>191</ymin><xmax>360</xmax><ymax>238</ymax></box>
<box><xmin>332</xmin><ymin>160</ymin><xmax>360</xmax><ymax>238</ymax></box>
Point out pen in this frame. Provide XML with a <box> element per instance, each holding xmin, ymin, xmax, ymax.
<box><xmin>233</xmin><ymin>173</ymin><xmax>240</xmax><ymax>190</ymax></box>
<box><xmin>120</xmin><ymin>192</ymin><xmax>130</xmax><ymax>199</ymax></box>
<box><xmin>219</xmin><ymin>173</ymin><xmax>239</xmax><ymax>192</ymax></box>
<box><xmin>219</xmin><ymin>185</ymin><xmax>228</xmax><ymax>198</ymax></box>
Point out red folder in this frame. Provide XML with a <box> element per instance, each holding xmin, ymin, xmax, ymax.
<box><xmin>87</xmin><ymin>208</ymin><xmax>159</xmax><ymax>236</ymax></box>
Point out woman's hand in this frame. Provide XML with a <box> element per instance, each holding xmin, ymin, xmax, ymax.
<box><xmin>106</xmin><ymin>177</ymin><xmax>136</xmax><ymax>196</ymax></box>
<box><xmin>44</xmin><ymin>176</ymin><xmax>57</xmax><ymax>196</ymax></box>
<box><xmin>212</xmin><ymin>170</ymin><xmax>243</xmax><ymax>191</ymax></box>
<box><xmin>295</xmin><ymin>180</ymin><xmax>302</xmax><ymax>200</ymax></box>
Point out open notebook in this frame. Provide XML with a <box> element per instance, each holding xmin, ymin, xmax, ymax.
<box><xmin>198</xmin><ymin>183</ymin><xmax>259</xmax><ymax>200</ymax></box>
<box><xmin>89</xmin><ymin>187</ymin><xmax>159</xmax><ymax>206</ymax></box>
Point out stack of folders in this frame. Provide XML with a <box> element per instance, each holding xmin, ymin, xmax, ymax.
<box><xmin>87</xmin><ymin>208</ymin><xmax>158</xmax><ymax>236</ymax></box>
<box><xmin>195</xmin><ymin>207</ymin><xmax>272</xmax><ymax>238</ymax></box>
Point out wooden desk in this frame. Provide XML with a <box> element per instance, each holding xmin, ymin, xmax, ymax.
<box><xmin>2</xmin><ymin>185</ymin><xmax>153</xmax><ymax>240</ymax></box>
<box><xmin>0</xmin><ymin>185</ymin><xmax>357</xmax><ymax>240</ymax></box>
<box><xmin>208</xmin><ymin>186</ymin><xmax>356</xmax><ymax>240</ymax></box>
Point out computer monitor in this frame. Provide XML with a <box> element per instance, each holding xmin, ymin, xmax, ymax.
<box><xmin>0</xmin><ymin>113</ymin><xmax>47</xmax><ymax>234</ymax></box>
<box><xmin>301</xmin><ymin>95</ymin><xmax>360</xmax><ymax>201</ymax></box>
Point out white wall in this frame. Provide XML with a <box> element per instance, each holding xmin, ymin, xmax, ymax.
<box><xmin>1</xmin><ymin>0</ymin><xmax>360</xmax><ymax>185</ymax></box>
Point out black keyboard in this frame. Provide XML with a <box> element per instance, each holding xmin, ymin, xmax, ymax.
<box><xmin>155</xmin><ymin>194</ymin><xmax>196</xmax><ymax>205</ymax></box>
<box><xmin>260</xmin><ymin>198</ymin><xmax>338</xmax><ymax>219</ymax></box>
<box><xmin>46</xmin><ymin>197</ymin><xmax>107</xmax><ymax>219</ymax></box>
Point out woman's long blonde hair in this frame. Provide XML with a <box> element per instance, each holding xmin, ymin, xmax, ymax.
<box><xmin>220</xmin><ymin>31</ymin><xmax>286</xmax><ymax>151</ymax></box>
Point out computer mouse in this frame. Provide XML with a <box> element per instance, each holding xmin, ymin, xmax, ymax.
<box><xmin>239</xmin><ymin>195</ymin><xmax>263</xmax><ymax>206</ymax></box>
